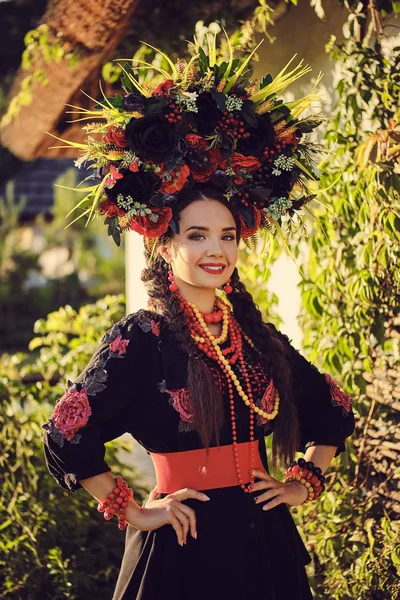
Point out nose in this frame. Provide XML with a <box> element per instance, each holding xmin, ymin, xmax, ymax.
<box><xmin>206</xmin><ymin>237</ymin><xmax>224</xmax><ymax>257</ymax></box>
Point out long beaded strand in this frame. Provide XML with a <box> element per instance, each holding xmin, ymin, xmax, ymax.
<box><xmin>176</xmin><ymin>293</ymin><xmax>280</xmax><ymax>493</ymax></box>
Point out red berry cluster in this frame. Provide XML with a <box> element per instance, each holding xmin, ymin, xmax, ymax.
<box><xmin>263</xmin><ymin>142</ymin><xmax>286</xmax><ymax>163</ymax></box>
<box><xmin>236</xmin><ymin>190</ymin><xmax>250</xmax><ymax>206</ymax></box>
<box><xmin>97</xmin><ymin>475</ymin><xmax>134</xmax><ymax>530</ymax></box>
<box><xmin>216</xmin><ymin>111</ymin><xmax>250</xmax><ymax>139</ymax></box>
<box><xmin>164</xmin><ymin>101</ymin><xmax>182</xmax><ymax>124</ymax></box>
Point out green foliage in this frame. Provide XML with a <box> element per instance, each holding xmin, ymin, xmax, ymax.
<box><xmin>299</xmin><ymin>31</ymin><xmax>399</xmax><ymax>382</ymax></box>
<box><xmin>301</xmin><ymin>480</ymin><xmax>400</xmax><ymax>598</ymax></box>
<box><xmin>0</xmin><ymin>295</ymin><xmax>148</xmax><ymax>599</ymax></box>
<box><xmin>281</xmin><ymin>10</ymin><xmax>400</xmax><ymax>600</ymax></box>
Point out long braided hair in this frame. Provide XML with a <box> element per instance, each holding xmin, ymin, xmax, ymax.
<box><xmin>140</xmin><ymin>185</ymin><xmax>300</xmax><ymax>473</ymax></box>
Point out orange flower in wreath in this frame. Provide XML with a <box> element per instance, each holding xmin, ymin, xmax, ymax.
<box><xmin>159</xmin><ymin>163</ymin><xmax>190</xmax><ymax>194</ymax></box>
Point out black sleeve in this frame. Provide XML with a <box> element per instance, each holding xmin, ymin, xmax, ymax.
<box><xmin>267</xmin><ymin>323</ymin><xmax>356</xmax><ymax>458</ymax></box>
<box><xmin>41</xmin><ymin>314</ymin><xmax>146</xmax><ymax>493</ymax></box>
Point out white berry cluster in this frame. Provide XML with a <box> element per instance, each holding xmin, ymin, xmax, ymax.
<box><xmin>175</xmin><ymin>91</ymin><xmax>199</xmax><ymax>112</ymax></box>
<box><xmin>117</xmin><ymin>195</ymin><xmax>152</xmax><ymax>217</ymax></box>
<box><xmin>263</xmin><ymin>197</ymin><xmax>293</xmax><ymax>220</ymax></box>
<box><xmin>225</xmin><ymin>94</ymin><xmax>243</xmax><ymax>112</ymax></box>
<box><xmin>120</xmin><ymin>150</ymin><xmax>141</xmax><ymax>169</ymax></box>
<box><xmin>271</xmin><ymin>155</ymin><xmax>295</xmax><ymax>176</ymax></box>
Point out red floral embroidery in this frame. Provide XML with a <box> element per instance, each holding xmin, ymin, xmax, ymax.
<box><xmin>109</xmin><ymin>334</ymin><xmax>129</xmax><ymax>354</ymax></box>
<box><xmin>323</xmin><ymin>373</ymin><xmax>352</xmax><ymax>414</ymax></box>
<box><xmin>165</xmin><ymin>387</ymin><xmax>195</xmax><ymax>424</ymax></box>
<box><xmin>151</xmin><ymin>319</ymin><xmax>160</xmax><ymax>337</ymax></box>
<box><xmin>259</xmin><ymin>379</ymin><xmax>276</xmax><ymax>424</ymax></box>
<box><xmin>52</xmin><ymin>386</ymin><xmax>92</xmax><ymax>441</ymax></box>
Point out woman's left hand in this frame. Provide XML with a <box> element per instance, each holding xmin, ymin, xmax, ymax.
<box><xmin>249</xmin><ymin>469</ymin><xmax>308</xmax><ymax>510</ymax></box>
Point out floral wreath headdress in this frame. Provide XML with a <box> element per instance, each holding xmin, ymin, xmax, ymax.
<box><xmin>47</xmin><ymin>28</ymin><xmax>327</xmax><ymax>256</ymax></box>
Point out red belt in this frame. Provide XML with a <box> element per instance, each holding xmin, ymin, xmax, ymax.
<box><xmin>150</xmin><ymin>440</ymin><xmax>264</xmax><ymax>493</ymax></box>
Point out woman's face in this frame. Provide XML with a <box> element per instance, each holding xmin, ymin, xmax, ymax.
<box><xmin>160</xmin><ymin>199</ymin><xmax>239</xmax><ymax>291</ymax></box>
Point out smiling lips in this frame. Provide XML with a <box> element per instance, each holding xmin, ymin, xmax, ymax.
<box><xmin>199</xmin><ymin>263</ymin><xmax>226</xmax><ymax>275</ymax></box>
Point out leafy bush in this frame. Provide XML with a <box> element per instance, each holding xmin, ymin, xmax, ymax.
<box><xmin>0</xmin><ymin>295</ymin><xmax>148</xmax><ymax>600</ymax></box>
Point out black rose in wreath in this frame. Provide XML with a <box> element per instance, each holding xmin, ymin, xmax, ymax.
<box><xmin>273</xmin><ymin>169</ymin><xmax>293</xmax><ymax>197</ymax></box>
<box><xmin>236</xmin><ymin>113</ymin><xmax>275</xmax><ymax>158</ymax></box>
<box><xmin>194</xmin><ymin>92</ymin><xmax>222</xmax><ymax>136</ymax></box>
<box><xmin>125</xmin><ymin>113</ymin><xmax>178</xmax><ymax>163</ymax></box>
<box><xmin>106</xmin><ymin>168</ymin><xmax>161</xmax><ymax>204</ymax></box>
<box><xmin>122</xmin><ymin>93</ymin><xmax>146</xmax><ymax>113</ymax></box>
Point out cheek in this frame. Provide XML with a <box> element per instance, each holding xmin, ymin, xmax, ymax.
<box><xmin>228</xmin><ymin>244</ymin><xmax>239</xmax><ymax>263</ymax></box>
<box><xmin>172</xmin><ymin>243</ymin><xmax>202</xmax><ymax>274</ymax></box>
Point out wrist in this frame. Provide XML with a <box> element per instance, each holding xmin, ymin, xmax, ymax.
<box><xmin>287</xmin><ymin>480</ymin><xmax>308</xmax><ymax>504</ymax></box>
<box><xmin>125</xmin><ymin>498</ymin><xmax>143</xmax><ymax>529</ymax></box>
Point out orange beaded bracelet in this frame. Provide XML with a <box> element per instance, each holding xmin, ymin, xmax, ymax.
<box><xmin>284</xmin><ymin>458</ymin><xmax>326</xmax><ymax>504</ymax></box>
<box><xmin>97</xmin><ymin>475</ymin><xmax>134</xmax><ymax>530</ymax></box>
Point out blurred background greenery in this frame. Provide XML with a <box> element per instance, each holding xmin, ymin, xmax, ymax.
<box><xmin>0</xmin><ymin>0</ymin><xmax>399</xmax><ymax>599</ymax></box>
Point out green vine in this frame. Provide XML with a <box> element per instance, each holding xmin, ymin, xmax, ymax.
<box><xmin>0</xmin><ymin>23</ymin><xmax>81</xmax><ymax>130</ymax></box>
<box><xmin>287</xmin><ymin>5</ymin><xmax>400</xmax><ymax>598</ymax></box>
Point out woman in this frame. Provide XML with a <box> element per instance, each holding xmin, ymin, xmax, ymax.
<box><xmin>42</xmin><ymin>183</ymin><xmax>355</xmax><ymax>600</ymax></box>
<box><xmin>43</xmin><ymin>32</ymin><xmax>356</xmax><ymax>598</ymax></box>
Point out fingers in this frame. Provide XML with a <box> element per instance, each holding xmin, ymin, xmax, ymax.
<box><xmin>249</xmin><ymin>469</ymin><xmax>274</xmax><ymax>493</ymax></box>
<box><xmin>149</xmin><ymin>486</ymin><xmax>158</xmax><ymax>499</ymax></box>
<box><xmin>171</xmin><ymin>503</ymin><xmax>191</xmax><ymax>545</ymax></box>
<box><xmin>254</xmin><ymin>487</ymin><xmax>283</xmax><ymax>510</ymax></box>
<box><xmin>173</xmin><ymin>488</ymin><xmax>211</xmax><ymax>503</ymax></box>
<box><xmin>176</xmin><ymin>502</ymin><xmax>197</xmax><ymax>541</ymax></box>
<box><xmin>250</xmin><ymin>469</ymin><xmax>271</xmax><ymax>480</ymax></box>
<box><xmin>168</xmin><ymin>510</ymin><xmax>185</xmax><ymax>547</ymax></box>
<box><xmin>167</xmin><ymin>488</ymin><xmax>209</xmax><ymax>544</ymax></box>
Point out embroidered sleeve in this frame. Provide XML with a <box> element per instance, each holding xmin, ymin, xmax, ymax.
<box><xmin>267</xmin><ymin>323</ymin><xmax>356</xmax><ymax>458</ymax></box>
<box><xmin>41</xmin><ymin>314</ymin><xmax>145</xmax><ymax>493</ymax></box>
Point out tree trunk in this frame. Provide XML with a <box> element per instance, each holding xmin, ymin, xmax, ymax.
<box><xmin>0</xmin><ymin>0</ymin><xmax>140</xmax><ymax>161</ymax></box>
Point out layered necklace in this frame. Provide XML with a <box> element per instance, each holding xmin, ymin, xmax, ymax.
<box><xmin>177</xmin><ymin>292</ymin><xmax>280</xmax><ymax>493</ymax></box>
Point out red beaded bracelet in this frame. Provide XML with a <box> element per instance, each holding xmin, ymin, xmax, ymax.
<box><xmin>284</xmin><ymin>458</ymin><xmax>326</xmax><ymax>504</ymax></box>
<box><xmin>97</xmin><ymin>475</ymin><xmax>134</xmax><ymax>530</ymax></box>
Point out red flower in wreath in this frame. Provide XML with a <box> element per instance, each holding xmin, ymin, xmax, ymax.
<box><xmin>159</xmin><ymin>163</ymin><xmax>190</xmax><ymax>194</ymax></box>
<box><xmin>237</xmin><ymin>205</ymin><xmax>262</xmax><ymax>239</ymax></box>
<box><xmin>128</xmin><ymin>159</ymin><xmax>140</xmax><ymax>172</ymax></box>
<box><xmin>154</xmin><ymin>79</ymin><xmax>175</xmax><ymax>95</ymax></box>
<box><xmin>99</xmin><ymin>198</ymin><xmax>126</xmax><ymax>218</ymax></box>
<box><xmin>100</xmin><ymin>198</ymin><xmax>126</xmax><ymax>218</ymax></box>
<box><xmin>231</xmin><ymin>153</ymin><xmax>262</xmax><ymax>173</ymax></box>
<box><xmin>185</xmin><ymin>133</ymin><xmax>209</xmax><ymax>151</ymax></box>
<box><xmin>53</xmin><ymin>387</ymin><xmax>92</xmax><ymax>442</ymax></box>
<box><xmin>190</xmin><ymin>148</ymin><xmax>222</xmax><ymax>182</ymax></box>
<box><xmin>102</xmin><ymin>125</ymin><xmax>128</xmax><ymax>149</ymax></box>
<box><xmin>104</xmin><ymin>164</ymin><xmax>124</xmax><ymax>186</ymax></box>
<box><xmin>130</xmin><ymin>206</ymin><xmax>173</xmax><ymax>238</ymax></box>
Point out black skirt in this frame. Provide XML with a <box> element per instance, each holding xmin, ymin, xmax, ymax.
<box><xmin>112</xmin><ymin>444</ymin><xmax>313</xmax><ymax>600</ymax></box>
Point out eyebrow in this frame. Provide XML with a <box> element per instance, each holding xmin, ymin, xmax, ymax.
<box><xmin>184</xmin><ymin>226</ymin><xmax>237</xmax><ymax>232</ymax></box>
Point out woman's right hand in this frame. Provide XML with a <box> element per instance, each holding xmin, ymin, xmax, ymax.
<box><xmin>133</xmin><ymin>486</ymin><xmax>211</xmax><ymax>546</ymax></box>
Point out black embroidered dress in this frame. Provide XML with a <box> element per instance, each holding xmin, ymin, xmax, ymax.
<box><xmin>42</xmin><ymin>309</ymin><xmax>356</xmax><ymax>600</ymax></box>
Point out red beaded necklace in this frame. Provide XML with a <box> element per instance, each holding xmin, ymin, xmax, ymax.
<box><xmin>176</xmin><ymin>292</ymin><xmax>279</xmax><ymax>494</ymax></box>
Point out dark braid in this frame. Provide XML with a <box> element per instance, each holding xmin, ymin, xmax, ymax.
<box><xmin>228</xmin><ymin>267</ymin><xmax>300</xmax><ymax>473</ymax></box>
<box><xmin>141</xmin><ymin>249</ymin><xmax>224</xmax><ymax>464</ymax></box>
